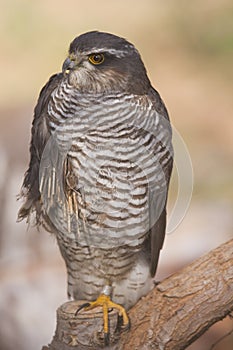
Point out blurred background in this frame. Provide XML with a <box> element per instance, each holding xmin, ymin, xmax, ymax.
<box><xmin>0</xmin><ymin>0</ymin><xmax>232</xmax><ymax>349</ymax></box>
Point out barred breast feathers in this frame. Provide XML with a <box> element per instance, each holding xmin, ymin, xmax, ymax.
<box><xmin>37</xmin><ymin>79</ymin><xmax>173</xmax><ymax>249</ymax></box>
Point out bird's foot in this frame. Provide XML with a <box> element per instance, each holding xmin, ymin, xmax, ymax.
<box><xmin>75</xmin><ymin>293</ymin><xmax>130</xmax><ymax>345</ymax></box>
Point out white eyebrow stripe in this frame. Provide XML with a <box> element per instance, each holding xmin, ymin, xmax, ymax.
<box><xmin>81</xmin><ymin>47</ymin><xmax>136</xmax><ymax>58</ymax></box>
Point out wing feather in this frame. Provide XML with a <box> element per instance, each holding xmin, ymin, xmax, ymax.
<box><xmin>147</xmin><ymin>87</ymin><xmax>173</xmax><ymax>277</ymax></box>
<box><xmin>18</xmin><ymin>73</ymin><xmax>63</xmax><ymax>224</ymax></box>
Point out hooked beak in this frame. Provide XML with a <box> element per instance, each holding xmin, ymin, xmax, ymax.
<box><xmin>62</xmin><ymin>57</ymin><xmax>76</xmax><ymax>73</ymax></box>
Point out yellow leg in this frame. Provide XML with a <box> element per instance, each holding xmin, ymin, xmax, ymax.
<box><xmin>107</xmin><ymin>298</ymin><xmax>129</xmax><ymax>326</ymax></box>
<box><xmin>76</xmin><ymin>293</ymin><xmax>130</xmax><ymax>343</ymax></box>
<box><xmin>102</xmin><ymin>297</ymin><xmax>109</xmax><ymax>335</ymax></box>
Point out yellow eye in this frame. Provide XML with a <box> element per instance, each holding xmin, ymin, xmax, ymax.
<box><xmin>88</xmin><ymin>53</ymin><xmax>105</xmax><ymax>65</ymax></box>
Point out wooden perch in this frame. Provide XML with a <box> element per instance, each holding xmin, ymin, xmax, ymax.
<box><xmin>42</xmin><ymin>239</ymin><xmax>233</xmax><ymax>350</ymax></box>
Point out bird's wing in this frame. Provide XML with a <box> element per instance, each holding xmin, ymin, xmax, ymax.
<box><xmin>18</xmin><ymin>73</ymin><xmax>63</xmax><ymax>225</ymax></box>
<box><xmin>147</xmin><ymin>87</ymin><xmax>173</xmax><ymax>277</ymax></box>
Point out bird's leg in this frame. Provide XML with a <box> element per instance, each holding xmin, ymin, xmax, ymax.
<box><xmin>75</xmin><ymin>285</ymin><xmax>130</xmax><ymax>344</ymax></box>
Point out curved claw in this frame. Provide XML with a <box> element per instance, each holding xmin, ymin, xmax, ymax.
<box><xmin>121</xmin><ymin>317</ymin><xmax>131</xmax><ymax>332</ymax></box>
<box><xmin>104</xmin><ymin>332</ymin><xmax>110</xmax><ymax>345</ymax></box>
<box><xmin>116</xmin><ymin>314</ymin><xmax>131</xmax><ymax>333</ymax></box>
<box><xmin>75</xmin><ymin>302</ymin><xmax>91</xmax><ymax>316</ymax></box>
<box><xmin>75</xmin><ymin>294</ymin><xmax>130</xmax><ymax>344</ymax></box>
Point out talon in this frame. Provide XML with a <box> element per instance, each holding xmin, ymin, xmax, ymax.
<box><xmin>104</xmin><ymin>332</ymin><xmax>110</xmax><ymax>345</ymax></box>
<box><xmin>121</xmin><ymin>317</ymin><xmax>131</xmax><ymax>332</ymax></box>
<box><xmin>75</xmin><ymin>302</ymin><xmax>91</xmax><ymax>316</ymax></box>
<box><xmin>116</xmin><ymin>313</ymin><xmax>131</xmax><ymax>332</ymax></box>
<box><xmin>76</xmin><ymin>293</ymin><xmax>130</xmax><ymax>340</ymax></box>
<box><xmin>116</xmin><ymin>314</ymin><xmax>123</xmax><ymax>331</ymax></box>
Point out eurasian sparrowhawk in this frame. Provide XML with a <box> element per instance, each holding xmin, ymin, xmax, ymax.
<box><xmin>18</xmin><ymin>31</ymin><xmax>173</xmax><ymax>340</ymax></box>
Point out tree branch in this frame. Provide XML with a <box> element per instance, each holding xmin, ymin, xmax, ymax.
<box><xmin>120</xmin><ymin>238</ymin><xmax>233</xmax><ymax>349</ymax></box>
<box><xmin>42</xmin><ymin>239</ymin><xmax>233</xmax><ymax>350</ymax></box>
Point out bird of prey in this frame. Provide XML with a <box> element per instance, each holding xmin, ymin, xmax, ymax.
<box><xmin>18</xmin><ymin>31</ymin><xmax>173</xmax><ymax>341</ymax></box>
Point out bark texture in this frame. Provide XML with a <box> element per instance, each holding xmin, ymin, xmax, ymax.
<box><xmin>42</xmin><ymin>239</ymin><xmax>233</xmax><ymax>350</ymax></box>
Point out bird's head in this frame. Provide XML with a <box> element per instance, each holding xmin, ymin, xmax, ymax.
<box><xmin>62</xmin><ymin>31</ymin><xmax>150</xmax><ymax>94</ymax></box>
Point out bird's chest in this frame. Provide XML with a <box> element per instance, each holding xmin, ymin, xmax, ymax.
<box><xmin>47</xmin><ymin>91</ymin><xmax>161</xmax><ymax>247</ymax></box>
<box><xmin>66</xmin><ymin>128</ymin><xmax>153</xmax><ymax>247</ymax></box>
<box><xmin>70</xmin><ymin>130</ymin><xmax>149</xmax><ymax>209</ymax></box>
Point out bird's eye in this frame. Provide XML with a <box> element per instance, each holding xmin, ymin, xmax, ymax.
<box><xmin>88</xmin><ymin>53</ymin><xmax>105</xmax><ymax>65</ymax></box>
